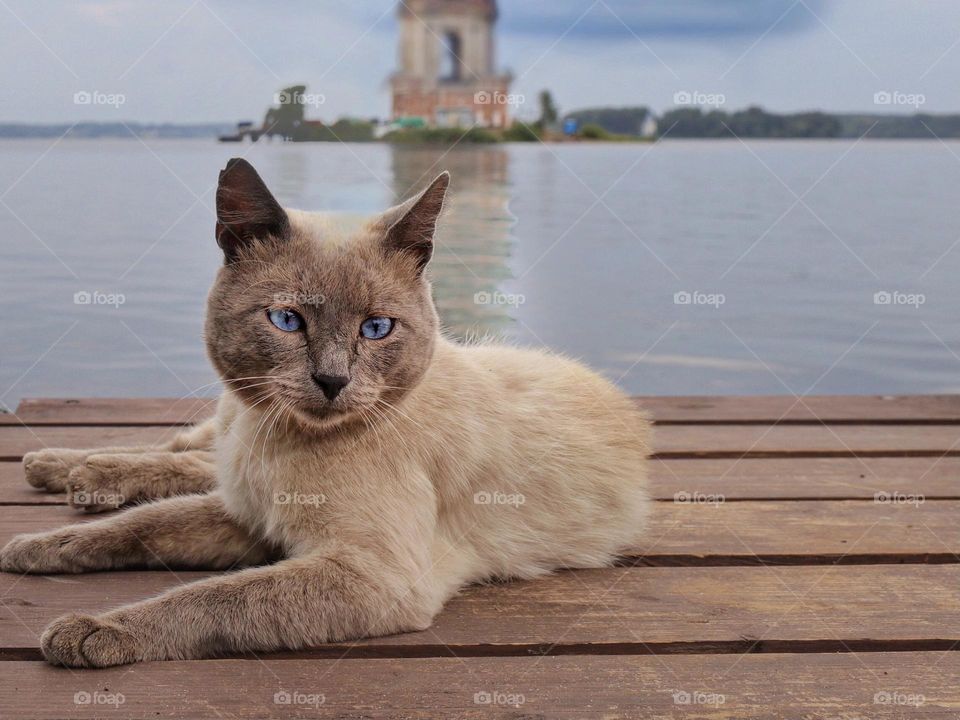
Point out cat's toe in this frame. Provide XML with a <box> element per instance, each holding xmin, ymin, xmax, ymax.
<box><xmin>41</xmin><ymin>614</ymin><xmax>139</xmax><ymax>668</ymax></box>
<box><xmin>0</xmin><ymin>532</ymin><xmax>80</xmax><ymax>574</ymax></box>
<box><xmin>67</xmin><ymin>457</ymin><xmax>126</xmax><ymax>512</ymax></box>
<box><xmin>23</xmin><ymin>449</ymin><xmax>91</xmax><ymax>492</ymax></box>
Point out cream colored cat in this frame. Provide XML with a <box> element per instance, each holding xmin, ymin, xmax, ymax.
<box><xmin>0</xmin><ymin>159</ymin><xmax>650</xmax><ymax>667</ymax></box>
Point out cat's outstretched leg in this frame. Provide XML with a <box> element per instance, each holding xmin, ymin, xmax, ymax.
<box><xmin>0</xmin><ymin>492</ymin><xmax>273</xmax><ymax>574</ymax></box>
<box><xmin>23</xmin><ymin>417</ymin><xmax>218</xmax><ymax>502</ymax></box>
<box><xmin>65</xmin><ymin>450</ymin><xmax>217</xmax><ymax>511</ymax></box>
<box><xmin>36</xmin><ymin>545</ymin><xmax>439</xmax><ymax>667</ymax></box>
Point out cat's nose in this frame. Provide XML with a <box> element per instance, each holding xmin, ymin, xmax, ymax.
<box><xmin>312</xmin><ymin>373</ymin><xmax>350</xmax><ymax>401</ymax></box>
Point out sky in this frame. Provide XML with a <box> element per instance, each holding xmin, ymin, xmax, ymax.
<box><xmin>2</xmin><ymin>0</ymin><xmax>960</xmax><ymax>123</ymax></box>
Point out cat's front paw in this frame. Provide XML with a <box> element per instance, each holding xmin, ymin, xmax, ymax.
<box><xmin>67</xmin><ymin>455</ymin><xmax>129</xmax><ymax>512</ymax></box>
<box><xmin>23</xmin><ymin>449</ymin><xmax>88</xmax><ymax>492</ymax></box>
<box><xmin>0</xmin><ymin>530</ymin><xmax>84</xmax><ymax>574</ymax></box>
<box><xmin>41</xmin><ymin>614</ymin><xmax>140</xmax><ymax>668</ymax></box>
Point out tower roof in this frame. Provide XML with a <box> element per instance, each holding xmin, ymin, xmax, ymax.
<box><xmin>399</xmin><ymin>0</ymin><xmax>497</xmax><ymax>21</ymax></box>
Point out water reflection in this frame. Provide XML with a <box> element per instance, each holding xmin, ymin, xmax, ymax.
<box><xmin>389</xmin><ymin>146</ymin><xmax>515</xmax><ymax>339</ymax></box>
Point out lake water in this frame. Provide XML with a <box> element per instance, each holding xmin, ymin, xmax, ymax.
<box><xmin>1</xmin><ymin>138</ymin><xmax>959</xmax><ymax>409</ymax></box>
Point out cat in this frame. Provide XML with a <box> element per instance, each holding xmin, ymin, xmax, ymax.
<box><xmin>0</xmin><ymin>158</ymin><xmax>651</xmax><ymax>667</ymax></box>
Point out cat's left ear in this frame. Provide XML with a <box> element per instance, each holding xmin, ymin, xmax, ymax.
<box><xmin>215</xmin><ymin>158</ymin><xmax>289</xmax><ymax>262</ymax></box>
<box><xmin>380</xmin><ymin>172</ymin><xmax>450</xmax><ymax>275</ymax></box>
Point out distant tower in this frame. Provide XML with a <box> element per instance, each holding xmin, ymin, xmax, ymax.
<box><xmin>391</xmin><ymin>0</ymin><xmax>512</xmax><ymax>128</ymax></box>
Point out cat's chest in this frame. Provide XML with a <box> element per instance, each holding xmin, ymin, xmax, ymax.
<box><xmin>214</xmin><ymin>423</ymin><xmax>317</xmax><ymax>546</ymax></box>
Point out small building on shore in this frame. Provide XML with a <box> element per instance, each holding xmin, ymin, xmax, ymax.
<box><xmin>390</xmin><ymin>0</ymin><xmax>513</xmax><ymax>129</ymax></box>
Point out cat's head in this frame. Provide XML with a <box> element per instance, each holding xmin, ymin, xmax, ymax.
<box><xmin>204</xmin><ymin>158</ymin><xmax>447</xmax><ymax>430</ymax></box>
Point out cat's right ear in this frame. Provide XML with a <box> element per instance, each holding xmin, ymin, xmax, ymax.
<box><xmin>215</xmin><ymin>158</ymin><xmax>289</xmax><ymax>262</ymax></box>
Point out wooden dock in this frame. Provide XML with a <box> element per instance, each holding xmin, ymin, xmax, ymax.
<box><xmin>1</xmin><ymin>395</ymin><xmax>958</xmax><ymax>718</ymax></box>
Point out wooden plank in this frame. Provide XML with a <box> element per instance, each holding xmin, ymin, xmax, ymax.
<box><xmin>652</xmin><ymin>425</ymin><xmax>960</xmax><ymax>458</ymax></box>
<box><xmin>1</xmin><ymin>564</ymin><xmax>959</xmax><ymax>654</ymax></box>
<box><xmin>0</xmin><ymin>426</ymin><xmax>184</xmax><ymax>460</ymax></box>
<box><xmin>643</xmin><ymin>394</ymin><xmax>960</xmax><ymax>424</ymax></box>
<box><xmin>650</xmin><ymin>456</ymin><xmax>960</xmax><ymax>500</ymax></box>
<box><xmin>3</xmin><ymin>502</ymin><xmax>958</xmax><ymax>563</ymax></box>
<box><xmin>13</xmin><ymin>394</ymin><xmax>960</xmax><ymax>425</ymax></box>
<box><xmin>2</xmin><ymin>423</ymin><xmax>960</xmax><ymax>461</ymax></box>
<box><xmin>2</xmin><ymin>654</ymin><xmax>957</xmax><ymax>719</ymax></box>
<box><xmin>8</xmin><ymin>397</ymin><xmax>216</xmax><ymax>426</ymax></box>
<box><xmin>0</xmin><ymin>464</ymin><xmax>63</xmax><ymax>505</ymax></box>
<box><xmin>3</xmin><ymin>456</ymin><xmax>958</xmax><ymax>506</ymax></box>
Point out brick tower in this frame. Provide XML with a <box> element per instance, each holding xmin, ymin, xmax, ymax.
<box><xmin>390</xmin><ymin>0</ymin><xmax>513</xmax><ymax>128</ymax></box>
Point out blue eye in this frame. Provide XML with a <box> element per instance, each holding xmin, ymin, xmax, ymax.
<box><xmin>361</xmin><ymin>316</ymin><xmax>393</xmax><ymax>340</ymax></box>
<box><xmin>268</xmin><ymin>309</ymin><xmax>303</xmax><ymax>332</ymax></box>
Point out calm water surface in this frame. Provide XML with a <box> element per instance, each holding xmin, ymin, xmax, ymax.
<box><xmin>1</xmin><ymin>138</ymin><xmax>959</xmax><ymax>408</ymax></box>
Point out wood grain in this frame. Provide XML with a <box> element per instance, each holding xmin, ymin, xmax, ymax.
<box><xmin>2</xmin><ymin>653</ymin><xmax>957</xmax><ymax>719</ymax></box>
<box><xmin>650</xmin><ymin>456</ymin><xmax>960</xmax><ymax>500</ymax></box>
<box><xmin>1</xmin><ymin>565</ymin><xmax>958</xmax><ymax>654</ymax></box>
<box><xmin>14</xmin><ymin>394</ymin><xmax>960</xmax><ymax>425</ymax></box>
<box><xmin>8</xmin><ymin>397</ymin><xmax>216</xmax><ymax>426</ymax></box>
<box><xmin>3</xmin><ymin>456</ymin><xmax>958</xmax><ymax>505</ymax></box>
<box><xmin>3</xmin><ymin>502</ymin><xmax>958</xmax><ymax>563</ymax></box>
<box><xmin>3</xmin><ymin>423</ymin><xmax>960</xmax><ymax>460</ymax></box>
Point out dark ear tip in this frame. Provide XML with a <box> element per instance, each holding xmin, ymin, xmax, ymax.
<box><xmin>219</xmin><ymin>157</ymin><xmax>254</xmax><ymax>180</ymax></box>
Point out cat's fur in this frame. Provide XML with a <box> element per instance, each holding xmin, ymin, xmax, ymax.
<box><xmin>0</xmin><ymin>159</ymin><xmax>650</xmax><ymax>667</ymax></box>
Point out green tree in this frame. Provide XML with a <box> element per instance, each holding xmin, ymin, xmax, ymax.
<box><xmin>538</xmin><ymin>90</ymin><xmax>559</xmax><ymax>129</ymax></box>
<box><xmin>264</xmin><ymin>85</ymin><xmax>306</xmax><ymax>139</ymax></box>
